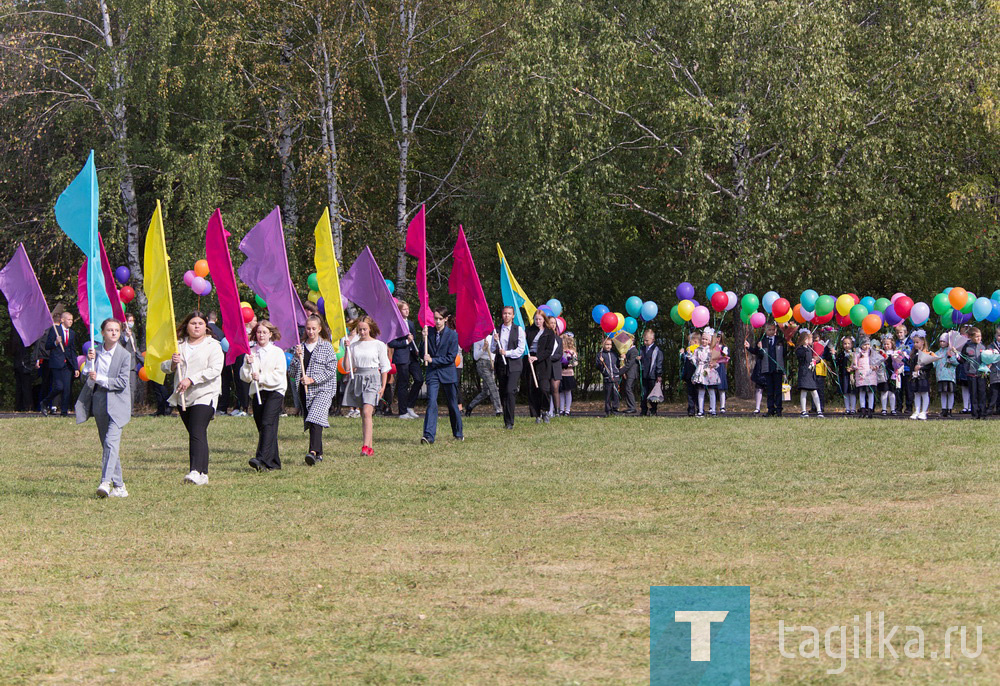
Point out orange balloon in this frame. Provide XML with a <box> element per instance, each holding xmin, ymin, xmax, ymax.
<box><xmin>455</xmin><ymin>353</ymin><xmax>462</xmax><ymax>367</ymax></box>
<box><xmin>861</xmin><ymin>313</ymin><xmax>882</xmax><ymax>335</ymax></box>
<box><xmin>194</xmin><ymin>259</ymin><xmax>210</xmax><ymax>278</ymax></box>
<box><xmin>948</xmin><ymin>287</ymin><xmax>967</xmax><ymax>310</ymax></box>
<box><xmin>138</xmin><ymin>366</ymin><xmax>149</xmax><ymax>382</ymax></box>
<box><xmin>337</xmin><ymin>357</ymin><xmax>347</xmax><ymax>374</ymax></box>
<box><xmin>792</xmin><ymin>303</ymin><xmax>806</xmax><ymax>324</ymax></box>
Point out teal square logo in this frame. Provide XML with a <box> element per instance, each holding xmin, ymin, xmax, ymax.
<box><xmin>650</xmin><ymin>586</ymin><xmax>751</xmax><ymax>686</ymax></box>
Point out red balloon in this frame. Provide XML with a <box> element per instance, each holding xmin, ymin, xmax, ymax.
<box><xmin>813</xmin><ymin>311</ymin><xmax>834</xmax><ymax>325</ymax></box>
<box><xmin>390</xmin><ymin>363</ymin><xmax>397</xmax><ymax>375</ymax></box>
<box><xmin>849</xmin><ymin>293</ymin><xmax>860</xmax><ymax>304</ymax></box>
<box><xmin>600</xmin><ymin>311</ymin><xmax>618</xmax><ymax>333</ymax></box>
<box><xmin>242</xmin><ymin>306</ymin><xmax>254</xmax><ymax>323</ymax></box>
<box><xmin>772</xmin><ymin>297</ymin><xmax>791</xmax><ymax>318</ymax></box>
<box><xmin>710</xmin><ymin>291</ymin><xmax>729</xmax><ymax>312</ymax></box>
<box><xmin>893</xmin><ymin>296</ymin><xmax>914</xmax><ymax>319</ymax></box>
<box><xmin>836</xmin><ymin>313</ymin><xmax>852</xmax><ymax>327</ymax></box>
<box><xmin>119</xmin><ymin>285</ymin><xmax>135</xmax><ymax>304</ymax></box>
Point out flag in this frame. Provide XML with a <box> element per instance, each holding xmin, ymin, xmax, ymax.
<box><xmin>313</xmin><ymin>208</ymin><xmax>347</xmax><ymax>352</ymax></box>
<box><xmin>449</xmin><ymin>226</ymin><xmax>493</xmax><ymax>350</ymax></box>
<box><xmin>497</xmin><ymin>243</ymin><xmax>536</xmax><ymax>328</ymax></box>
<box><xmin>75</xmin><ymin>236</ymin><xmax>122</xmax><ymax>334</ymax></box>
<box><xmin>404</xmin><ymin>204</ymin><xmax>434</xmax><ymax>327</ymax></box>
<box><xmin>54</xmin><ymin>150</ymin><xmax>102</xmax><ymax>340</ymax></box>
<box><xmin>98</xmin><ymin>233</ymin><xmax>126</xmax><ymax>323</ymax></box>
<box><xmin>142</xmin><ymin>201</ymin><xmax>178</xmax><ymax>384</ymax></box>
<box><xmin>238</xmin><ymin>206</ymin><xmax>306</xmax><ymax>351</ymax></box>
<box><xmin>0</xmin><ymin>244</ymin><xmax>54</xmax><ymax>347</ymax></box>
<box><xmin>340</xmin><ymin>246</ymin><xmax>408</xmax><ymax>343</ymax></box>
<box><xmin>205</xmin><ymin>209</ymin><xmax>251</xmax><ymax>365</ymax></box>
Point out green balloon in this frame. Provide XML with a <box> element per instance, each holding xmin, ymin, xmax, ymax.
<box><xmin>932</xmin><ymin>292</ymin><xmax>950</xmax><ymax>315</ymax></box>
<box><xmin>255</xmin><ymin>294</ymin><xmax>267</xmax><ymax>309</ymax></box>
<box><xmin>307</xmin><ymin>272</ymin><xmax>319</xmax><ymax>291</ymax></box>
<box><xmin>941</xmin><ymin>312</ymin><xmax>954</xmax><ymax>329</ymax></box>
<box><xmin>961</xmin><ymin>292</ymin><xmax>975</xmax><ymax>314</ymax></box>
<box><xmin>874</xmin><ymin>297</ymin><xmax>891</xmax><ymax>313</ymax></box>
<box><xmin>670</xmin><ymin>305</ymin><xmax>684</xmax><ymax>326</ymax></box>
<box><xmin>815</xmin><ymin>294</ymin><xmax>835</xmax><ymax>317</ymax></box>
<box><xmin>740</xmin><ymin>310</ymin><xmax>751</xmax><ymax>324</ymax></box>
<box><xmin>849</xmin><ymin>304</ymin><xmax>869</xmax><ymax>327</ymax></box>
<box><xmin>740</xmin><ymin>293</ymin><xmax>759</xmax><ymax>313</ymax></box>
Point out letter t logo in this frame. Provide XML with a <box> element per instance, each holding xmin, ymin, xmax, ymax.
<box><xmin>674</xmin><ymin>611</ymin><xmax>729</xmax><ymax>661</ymax></box>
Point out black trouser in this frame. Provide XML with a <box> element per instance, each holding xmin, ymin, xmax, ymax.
<box><xmin>151</xmin><ymin>381</ymin><xmax>172</xmax><ymax>415</ymax></box>
<box><xmin>218</xmin><ymin>363</ymin><xmax>235</xmax><ymax>413</ymax></box>
<box><xmin>988</xmin><ymin>382</ymin><xmax>1000</xmax><ymax>415</ymax></box>
<box><xmin>496</xmin><ymin>368</ymin><xmax>519</xmax><ymax>426</ymax></box>
<box><xmin>37</xmin><ymin>361</ymin><xmax>51</xmax><ymax>411</ymax></box>
<box><xmin>45</xmin><ymin>367</ymin><xmax>73</xmax><ymax>414</ymax></box>
<box><xmin>307</xmin><ymin>422</ymin><xmax>323</xmax><ymax>455</ymax></box>
<box><xmin>14</xmin><ymin>369</ymin><xmax>35</xmax><ymax>412</ymax></box>
<box><xmin>685</xmin><ymin>381</ymin><xmax>697</xmax><ymax>415</ymax></box>
<box><xmin>251</xmin><ymin>390</ymin><xmax>283</xmax><ymax>469</ymax></box>
<box><xmin>180</xmin><ymin>404</ymin><xmax>214</xmax><ymax>473</ymax></box>
<box><xmin>641</xmin><ymin>377</ymin><xmax>658</xmax><ymax>415</ymax></box>
<box><xmin>816</xmin><ymin>381</ymin><xmax>826</xmax><ymax>413</ymax></box>
<box><xmin>764</xmin><ymin>372</ymin><xmax>783</xmax><ymax>415</ymax></box>
<box><xmin>897</xmin><ymin>373</ymin><xmax>913</xmax><ymax>413</ymax></box>
<box><xmin>969</xmin><ymin>376</ymin><xmax>987</xmax><ymax>418</ymax></box>
<box><xmin>395</xmin><ymin>360</ymin><xmax>412</xmax><ymax>414</ymax></box>
<box><xmin>621</xmin><ymin>374</ymin><xmax>636</xmax><ymax>412</ymax></box>
<box><xmin>529</xmin><ymin>363</ymin><xmax>549</xmax><ymax>417</ymax></box>
<box><xmin>233</xmin><ymin>356</ymin><xmax>250</xmax><ymax>412</ymax></box>
<box><xmin>604</xmin><ymin>380</ymin><xmax>619</xmax><ymax>415</ymax></box>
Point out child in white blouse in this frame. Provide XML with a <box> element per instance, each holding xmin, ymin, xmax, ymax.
<box><xmin>241</xmin><ymin>320</ymin><xmax>287</xmax><ymax>471</ymax></box>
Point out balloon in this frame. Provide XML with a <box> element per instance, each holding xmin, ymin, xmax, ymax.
<box><xmin>893</xmin><ymin>296</ymin><xmax>913</xmax><ymax>319</ymax></box>
<box><xmin>240</xmin><ymin>301</ymin><xmax>251</xmax><ymax>309</ymax></box>
<box><xmin>640</xmin><ymin>301</ymin><xmax>659</xmax><ymax>321</ymax></box>
<box><xmin>940</xmin><ymin>313</ymin><xmax>955</xmax><ymax>329</ymax></box>
<box><xmin>199</xmin><ymin>281</ymin><xmax>212</xmax><ymax>296</ymax></box>
<box><xmin>138</xmin><ymin>366</ymin><xmax>149</xmax><ymax>382</ymax></box>
<box><xmin>191</xmin><ymin>276</ymin><xmax>207</xmax><ymax>293</ymax></box>
<box><xmin>690</xmin><ymin>299</ymin><xmax>700</xmax><ymax>310</ymax></box>
<box><xmin>317</xmin><ymin>297</ymin><xmax>325</xmax><ymax>315</ymax></box>
<box><xmin>194</xmin><ymin>260</ymin><xmax>210</xmax><ymax>278</ymax></box>
<box><xmin>284</xmin><ymin>352</ymin><xmax>294</xmax><ymax>367</ymax></box>
<box><xmin>546</xmin><ymin>299</ymin><xmax>563</xmax><ymax>317</ymax></box>
<box><xmin>874</xmin><ymin>297</ymin><xmax>891</xmax><ymax>313</ymax></box>
<box><xmin>792</xmin><ymin>304</ymin><xmax>806</xmax><ymax>324</ymax></box>
<box><xmin>849</xmin><ymin>293</ymin><xmax>860</xmax><ymax>304</ymax></box>
<box><xmin>813</xmin><ymin>295</ymin><xmax>834</xmax><ymax>317</ymax></box>
<box><xmin>992</xmin><ymin>290</ymin><xmax>1000</xmax><ymax>302</ymax></box>
<box><xmin>798</xmin><ymin>289</ymin><xmax>818</xmax><ymax>311</ymax></box>
<box><xmin>932</xmin><ymin>292</ymin><xmax>950</xmax><ymax>315</ymax></box>
<box><xmin>592</xmin><ymin>304</ymin><xmax>610</xmax><ymax>324</ymax></box>
<box><xmin>538</xmin><ymin>305</ymin><xmax>554</xmax><ymax>317</ymax></box>
<box><xmin>961</xmin><ymin>292</ymin><xmax>975</xmax><ymax>314</ymax></box>
<box><xmin>614</xmin><ymin>313</ymin><xmax>625</xmax><ymax>331</ymax></box>
<box><xmin>740</xmin><ymin>310</ymin><xmax>751</xmax><ymax>324</ymax></box>
<box><xmin>81</xmin><ymin>341</ymin><xmax>92</xmax><ymax>355</ymax></box>
<box><xmin>949</xmin><ymin>287</ymin><xmax>967</xmax><ymax>310</ymax></box>
<box><xmin>909</xmin><ymin>301</ymin><xmax>930</xmax><ymax>326</ymax></box>
<box><xmin>119</xmin><ymin>286</ymin><xmax>135</xmax><ymax>304</ymax></box>
<box><xmin>861</xmin><ymin>314</ymin><xmax>882</xmax><ymax>335</ymax></box>
<box><xmin>75</xmin><ymin>355</ymin><xmax>86</xmax><ymax>369</ymax></box>
<box><xmin>749</xmin><ymin>312</ymin><xmax>766</xmax><ymax>328</ymax></box>
<box><xmin>183</xmin><ymin>270</ymin><xmax>196</xmax><ymax>287</ymax></box>
<box><xmin>801</xmin><ymin>307</ymin><xmax>816</xmax><ymax>322</ymax></box>
<box><xmin>241</xmin><ymin>306</ymin><xmax>254</xmax><ymax>323</ymax></box>
<box><xmin>891</xmin><ymin>292</ymin><xmax>906</xmax><ymax>303</ymax></box>
<box><xmin>860</xmin><ymin>296</ymin><xmax>876</xmax><ymax>311</ymax></box>
<box><xmin>955</xmin><ymin>309</ymin><xmax>972</xmax><ymax>325</ymax></box>
<box><xmin>835</xmin><ymin>294</ymin><xmax>853</xmax><ymax>316</ymax></box>
<box><xmin>556</xmin><ymin>316</ymin><xmax>567</xmax><ymax>334</ymax></box>
<box><xmin>624</xmin><ymin>316</ymin><xmax>639</xmax><ymax>334</ymax></box>
<box><xmin>307</xmin><ymin>273</ymin><xmax>320</xmax><ymax>291</ymax></box>
<box><xmin>385</xmin><ymin>279</ymin><xmax>395</xmax><ymax>295</ymax></box>
<box><xmin>455</xmin><ymin>353</ymin><xmax>462</xmax><ymax>367</ymax></box>
<box><xmin>600</xmin><ymin>312</ymin><xmax>618</xmax><ymax>333</ymax></box>
<box><xmin>625</xmin><ymin>296</ymin><xmax>643</xmax><ymax>318</ymax></box>
<box><xmin>835</xmin><ymin>313</ymin><xmax>852</xmax><ymax>327</ymax></box>
<box><xmin>308</xmin><ymin>290</ymin><xmax>320</xmax><ymax>304</ymax></box>
<box><xmin>255</xmin><ymin>294</ymin><xmax>268</xmax><ymax>308</ymax></box>
<box><xmin>220</xmin><ymin>338</ymin><xmax>230</xmax><ymax>353</ymax></box>
<box><xmin>115</xmin><ymin>266</ymin><xmax>130</xmax><ymax>284</ymax></box>
<box><xmin>725</xmin><ymin>291</ymin><xmax>737</xmax><ymax>311</ymax></box>
<box><xmin>990</xmin><ymin>300</ymin><xmax>1000</xmax><ymax>324</ymax></box>
<box><xmin>690</xmin><ymin>306</ymin><xmax>710</xmax><ymax>328</ymax></box>
<box><xmin>771</xmin><ymin>298</ymin><xmax>791</xmax><ymax>318</ymax></box>
<box><xmin>337</xmin><ymin>357</ymin><xmax>348</xmax><ymax>374</ymax></box>
<box><xmin>676</xmin><ymin>281</ymin><xmax>695</xmax><ymax>300</ymax></box>
<box><xmin>944</xmin><ymin>287</ymin><xmax>953</xmax><ymax>295</ymax></box>
<box><xmin>710</xmin><ymin>291</ymin><xmax>728</xmax><ymax>313</ymax></box>
<box><xmin>677</xmin><ymin>300</ymin><xmax>695</xmax><ymax>321</ymax></box>
<box><xmin>670</xmin><ymin>305</ymin><xmax>683</xmax><ymax>326</ymax></box>
<box><xmin>740</xmin><ymin>293</ymin><xmax>760</xmax><ymax>313</ymax></box>
<box><xmin>813</xmin><ymin>311</ymin><xmax>833</xmax><ymax>325</ymax></box>
<box><xmin>775</xmin><ymin>311</ymin><xmax>793</xmax><ymax>324</ymax></box>
<box><xmin>848</xmin><ymin>304</ymin><xmax>868</xmax><ymax>327</ymax></box>
<box><xmin>973</xmin><ymin>297</ymin><xmax>992</xmax><ymax>321</ymax></box>
<box><xmin>706</xmin><ymin>283</ymin><xmax>723</xmax><ymax>299</ymax></box>
<box><xmin>762</xmin><ymin>290</ymin><xmax>780</xmax><ymax>314</ymax></box>
<box><xmin>884</xmin><ymin>306</ymin><xmax>903</xmax><ymax>326</ymax></box>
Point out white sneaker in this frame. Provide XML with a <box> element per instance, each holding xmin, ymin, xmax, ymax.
<box><xmin>918</xmin><ymin>412</ymin><xmax>927</xmax><ymax>420</ymax></box>
<box><xmin>195</xmin><ymin>472</ymin><xmax>209</xmax><ymax>486</ymax></box>
<box><xmin>397</xmin><ymin>413</ymin><xmax>415</xmax><ymax>420</ymax></box>
<box><xmin>910</xmin><ymin>411</ymin><xmax>919</xmax><ymax>420</ymax></box>
<box><xmin>183</xmin><ymin>470</ymin><xmax>200</xmax><ymax>484</ymax></box>
<box><xmin>96</xmin><ymin>482</ymin><xmax>112</xmax><ymax>498</ymax></box>
<box><xmin>406</xmin><ymin>409</ymin><xmax>419</xmax><ymax>419</ymax></box>
<box><xmin>109</xmin><ymin>485</ymin><xmax>129</xmax><ymax>498</ymax></box>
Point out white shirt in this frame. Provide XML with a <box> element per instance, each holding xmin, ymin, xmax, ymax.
<box><xmin>305</xmin><ymin>341</ymin><xmax>317</xmax><ymax>353</ymax></box>
<box><xmin>473</xmin><ymin>335</ymin><xmax>493</xmax><ymax>362</ymax></box>
<box><xmin>491</xmin><ymin>323</ymin><xmax>525</xmax><ymax>359</ymax></box>
<box><xmin>94</xmin><ymin>343</ymin><xmax>118</xmax><ymax>388</ymax></box>
<box><xmin>346</xmin><ymin>339</ymin><xmax>391</xmax><ymax>373</ymax></box>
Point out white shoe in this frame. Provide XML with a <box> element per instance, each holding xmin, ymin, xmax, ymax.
<box><xmin>96</xmin><ymin>482</ymin><xmax>112</xmax><ymax>498</ymax></box>
<box><xmin>918</xmin><ymin>412</ymin><xmax>927</xmax><ymax>420</ymax></box>
<box><xmin>109</xmin><ymin>485</ymin><xmax>129</xmax><ymax>498</ymax></box>
<box><xmin>397</xmin><ymin>413</ymin><xmax>415</xmax><ymax>420</ymax></box>
<box><xmin>910</xmin><ymin>412</ymin><xmax>919</xmax><ymax>420</ymax></box>
<box><xmin>195</xmin><ymin>472</ymin><xmax>209</xmax><ymax>486</ymax></box>
<box><xmin>406</xmin><ymin>409</ymin><xmax>419</xmax><ymax>419</ymax></box>
<box><xmin>183</xmin><ymin>470</ymin><xmax>200</xmax><ymax>484</ymax></box>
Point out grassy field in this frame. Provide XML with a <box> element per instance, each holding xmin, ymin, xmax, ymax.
<box><xmin>1</xmin><ymin>412</ymin><xmax>998</xmax><ymax>684</ymax></box>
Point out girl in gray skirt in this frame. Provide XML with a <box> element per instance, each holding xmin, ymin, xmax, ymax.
<box><xmin>342</xmin><ymin>316</ymin><xmax>391</xmax><ymax>456</ymax></box>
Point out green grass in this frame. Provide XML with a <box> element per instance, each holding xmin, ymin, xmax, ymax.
<box><xmin>1</xmin><ymin>414</ymin><xmax>999</xmax><ymax>684</ymax></box>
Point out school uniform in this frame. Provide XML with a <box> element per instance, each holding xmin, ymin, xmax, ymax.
<box><xmin>835</xmin><ymin>349</ymin><xmax>855</xmax><ymax>402</ymax></box>
<box><xmin>681</xmin><ymin>346</ymin><xmax>698</xmax><ymax>416</ymax></box>
<box><xmin>752</xmin><ymin>335</ymin><xmax>786</xmax><ymax>416</ymax></box>
<box><xmin>962</xmin><ymin>341</ymin><xmax>987</xmax><ymax>418</ymax></box>
<box><xmin>896</xmin><ymin>336</ymin><xmax>914</xmax><ymax>413</ymax></box>
<box><xmin>162</xmin><ymin>337</ymin><xmax>225</xmax><ymax>475</ymax></box>
<box><xmin>597</xmin><ymin>349</ymin><xmax>620</xmax><ymax>415</ymax></box>
<box><xmin>422</xmin><ymin>326</ymin><xmax>463</xmax><ymax>442</ymax></box>
<box><xmin>619</xmin><ymin>344</ymin><xmax>640</xmax><ymax>413</ymax></box>
<box><xmin>75</xmin><ymin>343</ymin><xmax>132</xmax><ymax>489</ymax></box>
<box><xmin>44</xmin><ymin>323</ymin><xmax>78</xmax><ymax>415</ymax></box>
<box><xmin>639</xmin><ymin>343</ymin><xmax>663</xmax><ymax>416</ymax></box>
<box><xmin>525</xmin><ymin>325</ymin><xmax>558</xmax><ymax>418</ymax></box>
<box><xmin>491</xmin><ymin>322</ymin><xmax>525</xmax><ymax>428</ymax></box>
<box><xmin>289</xmin><ymin>339</ymin><xmax>338</xmax><ymax>457</ymax></box>
<box><xmin>240</xmin><ymin>343</ymin><xmax>287</xmax><ymax>470</ymax></box>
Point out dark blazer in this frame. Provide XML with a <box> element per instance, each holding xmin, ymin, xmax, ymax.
<box><xmin>597</xmin><ymin>350</ymin><xmax>620</xmax><ymax>382</ymax></box>
<box><xmin>526</xmin><ymin>326</ymin><xmax>557</xmax><ymax>382</ymax></box>
<box><xmin>620</xmin><ymin>345</ymin><xmax>640</xmax><ymax>379</ymax></box>
<box><xmin>388</xmin><ymin>320</ymin><xmax>418</xmax><ymax>365</ymax></box>
<box><xmin>752</xmin><ymin>335</ymin><xmax>785</xmax><ymax>375</ymax></box>
<box><xmin>640</xmin><ymin>344</ymin><xmax>663</xmax><ymax>380</ymax></box>
<box><xmin>426</xmin><ymin>326</ymin><xmax>459</xmax><ymax>384</ymax></box>
<box><xmin>494</xmin><ymin>323</ymin><xmax>524</xmax><ymax>374</ymax></box>
<box><xmin>45</xmin><ymin>325</ymin><xmax>78</xmax><ymax>370</ymax></box>
<box><xmin>795</xmin><ymin>345</ymin><xmax>820</xmax><ymax>390</ymax></box>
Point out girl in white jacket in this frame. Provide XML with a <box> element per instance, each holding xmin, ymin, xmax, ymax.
<box><xmin>241</xmin><ymin>320</ymin><xmax>287</xmax><ymax>471</ymax></box>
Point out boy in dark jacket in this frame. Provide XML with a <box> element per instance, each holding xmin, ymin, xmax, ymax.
<box><xmin>597</xmin><ymin>338</ymin><xmax>621</xmax><ymax>416</ymax></box>
<box><xmin>619</xmin><ymin>336</ymin><xmax>641</xmax><ymax>414</ymax></box>
<box><xmin>639</xmin><ymin>329</ymin><xmax>664</xmax><ymax>416</ymax></box>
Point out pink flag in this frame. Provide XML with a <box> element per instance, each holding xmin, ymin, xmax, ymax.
<box><xmin>98</xmin><ymin>234</ymin><xmax>126</xmax><ymax>323</ymax></box>
<box><xmin>205</xmin><ymin>209</ymin><xmax>252</xmax><ymax>365</ymax></box>
<box><xmin>404</xmin><ymin>204</ymin><xmax>434</xmax><ymax>327</ymax></box>
<box><xmin>77</xmin><ymin>261</ymin><xmax>89</xmax><ymax>326</ymax></box>
<box><xmin>448</xmin><ymin>226</ymin><xmax>494</xmax><ymax>350</ymax></box>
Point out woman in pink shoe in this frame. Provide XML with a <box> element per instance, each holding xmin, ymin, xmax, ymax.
<box><xmin>341</xmin><ymin>316</ymin><xmax>391</xmax><ymax>456</ymax></box>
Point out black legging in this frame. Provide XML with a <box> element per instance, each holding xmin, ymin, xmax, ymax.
<box><xmin>252</xmin><ymin>390</ymin><xmax>283</xmax><ymax>469</ymax></box>
<box><xmin>300</xmin><ymin>386</ymin><xmax>324</xmax><ymax>455</ymax></box>
<box><xmin>179</xmin><ymin>404</ymin><xmax>215</xmax><ymax>473</ymax></box>
<box><xmin>232</xmin><ymin>355</ymin><xmax>250</xmax><ymax>412</ymax></box>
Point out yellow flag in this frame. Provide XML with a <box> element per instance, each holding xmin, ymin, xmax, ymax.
<box><xmin>314</xmin><ymin>208</ymin><xmax>347</xmax><ymax>351</ymax></box>
<box><xmin>142</xmin><ymin>200</ymin><xmax>178</xmax><ymax>384</ymax></box>
<box><xmin>496</xmin><ymin>243</ymin><xmax>536</xmax><ymax>322</ymax></box>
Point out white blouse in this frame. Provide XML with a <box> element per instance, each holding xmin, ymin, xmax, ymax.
<box><xmin>161</xmin><ymin>337</ymin><xmax>224</xmax><ymax>408</ymax></box>
<box><xmin>240</xmin><ymin>343</ymin><xmax>288</xmax><ymax>394</ymax></box>
<box><xmin>346</xmin><ymin>339</ymin><xmax>391</xmax><ymax>373</ymax></box>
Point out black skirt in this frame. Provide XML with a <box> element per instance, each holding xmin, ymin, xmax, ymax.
<box><xmin>560</xmin><ymin>375</ymin><xmax>577</xmax><ymax>392</ymax></box>
<box><xmin>938</xmin><ymin>380</ymin><xmax>955</xmax><ymax>393</ymax></box>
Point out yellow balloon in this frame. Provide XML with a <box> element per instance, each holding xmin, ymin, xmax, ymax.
<box><xmin>775</xmin><ymin>311</ymin><xmax>793</xmax><ymax>324</ymax></box>
<box><xmin>307</xmin><ymin>290</ymin><xmax>320</xmax><ymax>304</ymax></box>
<box><xmin>240</xmin><ymin>301</ymin><xmax>251</xmax><ymax>309</ymax></box>
<box><xmin>677</xmin><ymin>299</ymin><xmax>695</xmax><ymax>321</ymax></box>
<box><xmin>835</xmin><ymin>294</ymin><xmax>854</xmax><ymax>317</ymax></box>
<box><xmin>613</xmin><ymin>312</ymin><xmax>625</xmax><ymax>331</ymax></box>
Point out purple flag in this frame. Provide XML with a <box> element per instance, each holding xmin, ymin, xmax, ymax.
<box><xmin>339</xmin><ymin>246</ymin><xmax>408</xmax><ymax>343</ymax></box>
<box><xmin>0</xmin><ymin>244</ymin><xmax>54</xmax><ymax>346</ymax></box>
<box><xmin>237</xmin><ymin>206</ymin><xmax>306</xmax><ymax>351</ymax></box>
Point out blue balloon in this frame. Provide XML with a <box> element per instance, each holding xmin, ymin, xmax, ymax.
<box><xmin>992</xmin><ymin>290</ymin><xmax>1000</xmax><ymax>302</ymax></box>
<box><xmin>884</xmin><ymin>307</ymin><xmax>902</xmax><ymax>326</ymax></box>
<box><xmin>623</xmin><ymin>316</ymin><xmax>638</xmax><ymax>334</ymax></box>
<box><xmin>706</xmin><ymin>283</ymin><xmax>723</xmax><ymax>299</ymax></box>
<box><xmin>625</xmin><ymin>296</ymin><xmax>643</xmax><ymax>318</ymax></box>
<box><xmin>220</xmin><ymin>337</ymin><xmax>230</xmax><ymax>353</ymax></box>
<box><xmin>82</xmin><ymin>341</ymin><xmax>92</xmax><ymax>354</ymax></box>
<box><xmin>800</xmin><ymin>289</ymin><xmax>819</xmax><ymax>311</ymax></box>
<box><xmin>989</xmin><ymin>300</ymin><xmax>1000</xmax><ymax>324</ymax></box>
<box><xmin>537</xmin><ymin>305</ymin><xmax>554</xmax><ymax>318</ymax></box>
<box><xmin>284</xmin><ymin>351</ymin><xmax>294</xmax><ymax>365</ymax></box>
<box><xmin>676</xmin><ymin>282</ymin><xmax>695</xmax><ymax>300</ymax></box>
<box><xmin>762</xmin><ymin>290</ymin><xmax>780</xmax><ymax>314</ymax></box>
<box><xmin>592</xmin><ymin>304</ymin><xmax>610</xmax><ymax>324</ymax></box>
<box><xmin>546</xmin><ymin>298</ymin><xmax>563</xmax><ymax>317</ymax></box>
<box><xmin>317</xmin><ymin>297</ymin><xmax>325</xmax><ymax>315</ymax></box>
<box><xmin>385</xmin><ymin>279</ymin><xmax>395</xmax><ymax>294</ymax></box>
<box><xmin>973</xmin><ymin>297</ymin><xmax>992</xmax><ymax>321</ymax></box>
<box><xmin>640</xmin><ymin>300</ymin><xmax>659</xmax><ymax>322</ymax></box>
<box><xmin>944</xmin><ymin>286</ymin><xmax>953</xmax><ymax>295</ymax></box>
<box><xmin>860</xmin><ymin>296</ymin><xmax>876</xmax><ymax>311</ymax></box>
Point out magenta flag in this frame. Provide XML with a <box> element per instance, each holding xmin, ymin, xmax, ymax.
<box><xmin>449</xmin><ymin>226</ymin><xmax>494</xmax><ymax>350</ymax></box>
<box><xmin>340</xmin><ymin>246</ymin><xmax>408</xmax><ymax>343</ymax></box>
<box><xmin>238</xmin><ymin>206</ymin><xmax>306</xmax><ymax>350</ymax></box>
<box><xmin>77</xmin><ymin>261</ymin><xmax>89</xmax><ymax>326</ymax></box>
<box><xmin>404</xmin><ymin>204</ymin><xmax>434</xmax><ymax>327</ymax></box>
<box><xmin>99</xmin><ymin>234</ymin><xmax>126</xmax><ymax>323</ymax></box>
<box><xmin>0</xmin><ymin>244</ymin><xmax>54</xmax><ymax>346</ymax></box>
<box><xmin>205</xmin><ymin>209</ymin><xmax>252</xmax><ymax>364</ymax></box>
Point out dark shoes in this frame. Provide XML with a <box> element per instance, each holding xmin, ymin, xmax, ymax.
<box><xmin>305</xmin><ymin>452</ymin><xmax>323</xmax><ymax>466</ymax></box>
<box><xmin>463</xmin><ymin>407</ymin><xmax>473</xmax><ymax>417</ymax></box>
<box><xmin>249</xmin><ymin>459</ymin><xmax>263</xmax><ymax>472</ymax></box>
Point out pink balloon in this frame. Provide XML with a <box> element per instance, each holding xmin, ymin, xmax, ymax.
<box><xmin>891</xmin><ymin>292</ymin><xmax>906</xmax><ymax>303</ymax></box>
<box><xmin>183</xmin><ymin>270</ymin><xmax>196</xmax><ymax>287</ymax></box>
<box><xmin>690</xmin><ymin>305</ymin><xmax>710</xmax><ymax>328</ymax></box>
<box><xmin>725</xmin><ymin>291</ymin><xmax>738</xmax><ymax>311</ymax></box>
<box><xmin>750</xmin><ymin>312</ymin><xmax>766</xmax><ymax>328</ymax></box>
<box><xmin>556</xmin><ymin>316</ymin><xmax>567</xmax><ymax>335</ymax></box>
<box><xmin>801</xmin><ymin>308</ymin><xmax>815</xmax><ymax>322</ymax></box>
<box><xmin>191</xmin><ymin>276</ymin><xmax>207</xmax><ymax>293</ymax></box>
